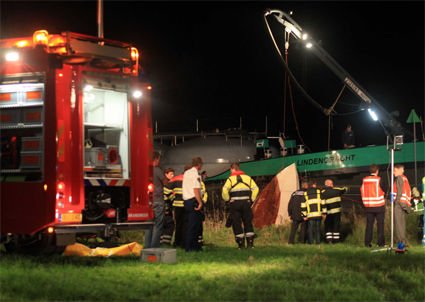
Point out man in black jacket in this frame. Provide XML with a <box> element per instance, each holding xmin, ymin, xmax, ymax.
<box><xmin>321</xmin><ymin>179</ymin><xmax>347</xmax><ymax>243</ymax></box>
<box><xmin>287</xmin><ymin>181</ymin><xmax>309</xmax><ymax>244</ymax></box>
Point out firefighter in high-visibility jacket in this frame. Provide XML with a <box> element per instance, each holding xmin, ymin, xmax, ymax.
<box><xmin>164</xmin><ymin>172</ymin><xmax>185</xmax><ymax>248</ymax></box>
<box><xmin>161</xmin><ymin>169</ymin><xmax>175</xmax><ymax>245</ymax></box>
<box><xmin>360</xmin><ymin>164</ymin><xmax>386</xmax><ymax>247</ymax></box>
<box><xmin>222</xmin><ymin>163</ymin><xmax>259</xmax><ymax>249</ymax></box>
<box><xmin>301</xmin><ymin>181</ymin><xmax>326</xmax><ymax>244</ymax></box>
<box><xmin>321</xmin><ymin>179</ymin><xmax>347</xmax><ymax>243</ymax></box>
<box><xmin>393</xmin><ymin>164</ymin><xmax>412</xmax><ymax>245</ymax></box>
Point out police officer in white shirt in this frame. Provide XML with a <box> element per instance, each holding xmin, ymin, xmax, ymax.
<box><xmin>182</xmin><ymin>157</ymin><xmax>204</xmax><ymax>252</ymax></box>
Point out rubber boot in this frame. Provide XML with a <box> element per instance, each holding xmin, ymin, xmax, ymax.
<box><xmin>236</xmin><ymin>237</ymin><xmax>245</xmax><ymax>249</ymax></box>
<box><xmin>246</xmin><ymin>236</ymin><xmax>254</xmax><ymax>249</ymax></box>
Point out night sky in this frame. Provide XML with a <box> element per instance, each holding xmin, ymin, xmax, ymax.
<box><xmin>1</xmin><ymin>1</ymin><xmax>424</xmax><ymax>151</ymax></box>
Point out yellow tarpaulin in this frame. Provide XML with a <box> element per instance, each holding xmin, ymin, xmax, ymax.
<box><xmin>63</xmin><ymin>242</ymin><xmax>142</xmax><ymax>257</ymax></box>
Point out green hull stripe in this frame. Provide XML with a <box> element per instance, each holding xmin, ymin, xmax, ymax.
<box><xmin>208</xmin><ymin>142</ymin><xmax>424</xmax><ymax>181</ymax></box>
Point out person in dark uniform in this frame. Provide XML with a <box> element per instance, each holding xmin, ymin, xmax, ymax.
<box><xmin>301</xmin><ymin>181</ymin><xmax>326</xmax><ymax>244</ymax></box>
<box><xmin>161</xmin><ymin>168</ymin><xmax>175</xmax><ymax>245</ymax></box>
<box><xmin>183</xmin><ymin>157</ymin><xmax>204</xmax><ymax>252</ymax></box>
<box><xmin>321</xmin><ymin>179</ymin><xmax>347</xmax><ymax>243</ymax></box>
<box><xmin>287</xmin><ymin>181</ymin><xmax>309</xmax><ymax>244</ymax></box>
<box><xmin>342</xmin><ymin>124</ymin><xmax>356</xmax><ymax>149</ymax></box>
<box><xmin>222</xmin><ymin>163</ymin><xmax>259</xmax><ymax>249</ymax></box>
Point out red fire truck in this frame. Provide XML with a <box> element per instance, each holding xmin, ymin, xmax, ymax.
<box><xmin>0</xmin><ymin>30</ymin><xmax>154</xmax><ymax>249</ymax></box>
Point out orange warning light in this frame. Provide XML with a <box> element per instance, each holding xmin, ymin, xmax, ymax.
<box><xmin>33</xmin><ymin>30</ymin><xmax>49</xmax><ymax>45</ymax></box>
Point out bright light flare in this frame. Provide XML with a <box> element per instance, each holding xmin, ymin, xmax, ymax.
<box><xmin>133</xmin><ymin>90</ymin><xmax>143</xmax><ymax>99</ymax></box>
<box><xmin>302</xmin><ymin>33</ymin><xmax>308</xmax><ymax>40</ymax></box>
<box><xmin>368</xmin><ymin>108</ymin><xmax>379</xmax><ymax>121</ymax></box>
<box><xmin>16</xmin><ymin>40</ymin><xmax>29</xmax><ymax>48</ymax></box>
<box><xmin>83</xmin><ymin>84</ymin><xmax>93</xmax><ymax>92</ymax></box>
<box><xmin>305</xmin><ymin>42</ymin><xmax>313</xmax><ymax>49</ymax></box>
<box><xmin>57</xmin><ymin>182</ymin><xmax>65</xmax><ymax>192</ymax></box>
<box><xmin>33</xmin><ymin>30</ymin><xmax>49</xmax><ymax>45</ymax></box>
<box><xmin>147</xmin><ymin>183</ymin><xmax>154</xmax><ymax>193</ymax></box>
<box><xmin>5</xmin><ymin>51</ymin><xmax>19</xmax><ymax>62</ymax></box>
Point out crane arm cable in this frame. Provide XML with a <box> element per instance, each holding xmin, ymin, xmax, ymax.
<box><xmin>265</xmin><ymin>14</ymin><xmax>370</xmax><ymax>119</ymax></box>
<box><xmin>264</xmin><ymin>14</ymin><xmax>327</xmax><ymax>114</ymax></box>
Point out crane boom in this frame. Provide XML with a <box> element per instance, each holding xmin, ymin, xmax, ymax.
<box><xmin>265</xmin><ymin>9</ymin><xmax>406</xmax><ymax>136</ymax></box>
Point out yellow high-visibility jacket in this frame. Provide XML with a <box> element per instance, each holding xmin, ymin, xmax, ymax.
<box><xmin>222</xmin><ymin>171</ymin><xmax>259</xmax><ymax>202</ymax></box>
<box><xmin>301</xmin><ymin>188</ymin><xmax>326</xmax><ymax>219</ymax></box>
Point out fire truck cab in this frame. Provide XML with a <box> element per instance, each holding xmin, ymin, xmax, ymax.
<box><xmin>0</xmin><ymin>30</ymin><xmax>154</xmax><ymax>249</ymax></box>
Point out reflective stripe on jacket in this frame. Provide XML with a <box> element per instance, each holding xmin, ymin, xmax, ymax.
<box><xmin>393</xmin><ymin>175</ymin><xmax>411</xmax><ymax>206</ymax></box>
<box><xmin>164</xmin><ymin>174</ymin><xmax>184</xmax><ymax>207</ymax></box>
<box><xmin>301</xmin><ymin>188</ymin><xmax>325</xmax><ymax>219</ymax></box>
<box><xmin>321</xmin><ymin>187</ymin><xmax>346</xmax><ymax>215</ymax></box>
<box><xmin>222</xmin><ymin>171</ymin><xmax>259</xmax><ymax>202</ymax></box>
<box><xmin>360</xmin><ymin>175</ymin><xmax>385</xmax><ymax>207</ymax></box>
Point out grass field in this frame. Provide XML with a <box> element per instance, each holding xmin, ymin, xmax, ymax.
<box><xmin>1</xmin><ymin>219</ymin><xmax>424</xmax><ymax>302</ymax></box>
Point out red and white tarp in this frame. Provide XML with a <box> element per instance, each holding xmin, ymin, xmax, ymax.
<box><xmin>252</xmin><ymin>163</ymin><xmax>299</xmax><ymax>228</ymax></box>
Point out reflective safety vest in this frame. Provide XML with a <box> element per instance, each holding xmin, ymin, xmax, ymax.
<box><xmin>393</xmin><ymin>175</ymin><xmax>411</xmax><ymax>206</ymax></box>
<box><xmin>164</xmin><ymin>174</ymin><xmax>184</xmax><ymax>207</ymax></box>
<box><xmin>222</xmin><ymin>171</ymin><xmax>259</xmax><ymax>202</ymax></box>
<box><xmin>360</xmin><ymin>175</ymin><xmax>385</xmax><ymax>208</ymax></box>
<box><xmin>321</xmin><ymin>187</ymin><xmax>346</xmax><ymax>215</ymax></box>
<box><xmin>301</xmin><ymin>189</ymin><xmax>326</xmax><ymax>219</ymax></box>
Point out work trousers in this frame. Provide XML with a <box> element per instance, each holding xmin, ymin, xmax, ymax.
<box><xmin>307</xmin><ymin>218</ymin><xmax>321</xmax><ymax>244</ymax></box>
<box><xmin>144</xmin><ymin>203</ymin><xmax>164</xmax><ymax>248</ymax></box>
<box><xmin>173</xmin><ymin>206</ymin><xmax>186</xmax><ymax>248</ymax></box>
<box><xmin>160</xmin><ymin>205</ymin><xmax>175</xmax><ymax>245</ymax></box>
<box><xmin>288</xmin><ymin>220</ymin><xmax>306</xmax><ymax>244</ymax></box>
<box><xmin>229</xmin><ymin>200</ymin><xmax>254</xmax><ymax>237</ymax></box>
<box><xmin>365</xmin><ymin>210</ymin><xmax>385</xmax><ymax>247</ymax></box>
<box><xmin>184</xmin><ymin>198</ymin><xmax>202</xmax><ymax>252</ymax></box>
<box><xmin>324</xmin><ymin>213</ymin><xmax>341</xmax><ymax>243</ymax></box>
<box><xmin>394</xmin><ymin>204</ymin><xmax>407</xmax><ymax>244</ymax></box>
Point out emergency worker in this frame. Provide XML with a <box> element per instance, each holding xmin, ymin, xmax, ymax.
<box><xmin>161</xmin><ymin>168</ymin><xmax>175</xmax><ymax>245</ymax></box>
<box><xmin>321</xmin><ymin>179</ymin><xmax>347</xmax><ymax>243</ymax></box>
<box><xmin>393</xmin><ymin>164</ymin><xmax>412</xmax><ymax>246</ymax></box>
<box><xmin>183</xmin><ymin>157</ymin><xmax>204</xmax><ymax>252</ymax></box>
<box><xmin>198</xmin><ymin>171</ymin><xmax>208</xmax><ymax>245</ymax></box>
<box><xmin>360</xmin><ymin>164</ymin><xmax>386</xmax><ymax>247</ymax></box>
<box><xmin>301</xmin><ymin>181</ymin><xmax>325</xmax><ymax>244</ymax></box>
<box><xmin>287</xmin><ymin>181</ymin><xmax>309</xmax><ymax>244</ymax></box>
<box><xmin>165</xmin><ymin>166</ymin><xmax>188</xmax><ymax>248</ymax></box>
<box><xmin>222</xmin><ymin>163</ymin><xmax>259</xmax><ymax>249</ymax></box>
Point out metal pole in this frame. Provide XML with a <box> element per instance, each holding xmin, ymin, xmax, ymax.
<box><xmin>390</xmin><ymin>147</ymin><xmax>394</xmax><ymax>250</ymax></box>
<box><xmin>196</xmin><ymin>119</ymin><xmax>199</xmax><ymax>133</ymax></box>
<box><xmin>97</xmin><ymin>0</ymin><xmax>104</xmax><ymax>39</ymax></box>
<box><xmin>155</xmin><ymin>121</ymin><xmax>158</xmax><ymax>134</ymax></box>
<box><xmin>265</xmin><ymin>116</ymin><xmax>268</xmax><ymax>136</ymax></box>
<box><xmin>413</xmin><ymin>122</ymin><xmax>417</xmax><ymax>186</ymax></box>
<box><xmin>239</xmin><ymin>117</ymin><xmax>242</xmax><ymax>130</ymax></box>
